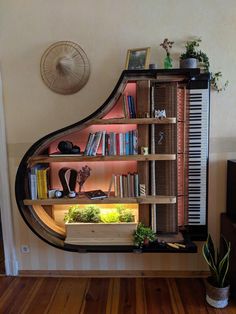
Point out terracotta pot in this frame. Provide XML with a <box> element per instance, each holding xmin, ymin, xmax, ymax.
<box><xmin>204</xmin><ymin>279</ymin><xmax>230</xmax><ymax>308</ymax></box>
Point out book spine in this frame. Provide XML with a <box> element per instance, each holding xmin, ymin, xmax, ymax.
<box><xmin>130</xmin><ymin>95</ymin><xmax>136</xmax><ymax>118</ymax></box>
<box><xmin>102</xmin><ymin>130</ymin><xmax>106</xmax><ymax>156</ymax></box>
<box><xmin>125</xmin><ymin>132</ymin><xmax>130</xmax><ymax>155</ymax></box>
<box><xmin>130</xmin><ymin>173</ymin><xmax>134</xmax><ymax>197</ymax></box>
<box><xmin>133</xmin><ymin>129</ymin><xmax>138</xmax><ymax>155</ymax></box>
<box><xmin>114</xmin><ymin>175</ymin><xmax>118</xmax><ymax>197</ymax></box>
<box><xmin>127</xmin><ymin>96</ymin><xmax>133</xmax><ymax>118</ymax></box>
<box><xmin>127</xmin><ymin>173</ymin><xmax>131</xmax><ymax>197</ymax></box>
<box><xmin>129</xmin><ymin>131</ymin><xmax>133</xmax><ymax>155</ymax></box>
<box><xmin>119</xmin><ymin>175</ymin><xmax>123</xmax><ymax>198</ymax></box>
<box><xmin>119</xmin><ymin>133</ymin><xmax>123</xmax><ymax>156</ymax></box>
<box><xmin>84</xmin><ymin>133</ymin><xmax>91</xmax><ymax>155</ymax></box>
<box><xmin>134</xmin><ymin>173</ymin><xmax>139</xmax><ymax>197</ymax></box>
<box><xmin>29</xmin><ymin>172</ymin><xmax>37</xmax><ymax>200</ymax></box>
<box><xmin>122</xmin><ymin>94</ymin><xmax>129</xmax><ymax>118</ymax></box>
<box><xmin>105</xmin><ymin>133</ymin><xmax>109</xmax><ymax>156</ymax></box>
<box><xmin>87</xmin><ymin>133</ymin><xmax>95</xmax><ymax>156</ymax></box>
<box><xmin>91</xmin><ymin>131</ymin><xmax>103</xmax><ymax>156</ymax></box>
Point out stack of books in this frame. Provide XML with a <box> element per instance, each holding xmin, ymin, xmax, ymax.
<box><xmin>122</xmin><ymin>94</ymin><xmax>137</xmax><ymax>118</ymax></box>
<box><xmin>108</xmin><ymin>172</ymin><xmax>139</xmax><ymax>198</ymax></box>
<box><xmin>28</xmin><ymin>166</ymin><xmax>50</xmax><ymax>200</ymax></box>
<box><xmin>84</xmin><ymin>130</ymin><xmax>138</xmax><ymax>156</ymax></box>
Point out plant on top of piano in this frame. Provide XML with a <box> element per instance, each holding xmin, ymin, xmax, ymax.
<box><xmin>180</xmin><ymin>38</ymin><xmax>209</xmax><ymax>71</ymax></box>
<box><xmin>180</xmin><ymin>38</ymin><xmax>228</xmax><ymax>92</ymax></box>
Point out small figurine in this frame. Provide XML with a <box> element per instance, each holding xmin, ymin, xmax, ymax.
<box><xmin>158</xmin><ymin>131</ymin><xmax>165</xmax><ymax>145</ymax></box>
<box><xmin>141</xmin><ymin>146</ymin><xmax>149</xmax><ymax>155</ymax></box>
<box><xmin>153</xmin><ymin>109</ymin><xmax>166</xmax><ymax>119</ymax></box>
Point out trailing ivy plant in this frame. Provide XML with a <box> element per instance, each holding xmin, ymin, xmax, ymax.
<box><xmin>180</xmin><ymin>38</ymin><xmax>228</xmax><ymax>92</ymax></box>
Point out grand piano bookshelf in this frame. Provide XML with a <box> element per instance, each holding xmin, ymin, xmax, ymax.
<box><xmin>15</xmin><ymin>68</ymin><xmax>210</xmax><ymax>252</ymax></box>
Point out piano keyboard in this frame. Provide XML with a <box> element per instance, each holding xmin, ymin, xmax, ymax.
<box><xmin>187</xmin><ymin>89</ymin><xmax>209</xmax><ymax>225</ymax></box>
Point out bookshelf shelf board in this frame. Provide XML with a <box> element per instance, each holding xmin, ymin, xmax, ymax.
<box><xmin>24</xmin><ymin>195</ymin><xmax>176</xmax><ymax>206</ymax></box>
<box><xmin>92</xmin><ymin>117</ymin><xmax>176</xmax><ymax>125</ymax></box>
<box><xmin>28</xmin><ymin>154</ymin><xmax>176</xmax><ymax>166</ymax></box>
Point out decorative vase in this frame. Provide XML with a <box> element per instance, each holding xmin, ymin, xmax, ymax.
<box><xmin>205</xmin><ymin>279</ymin><xmax>230</xmax><ymax>308</ymax></box>
<box><xmin>179</xmin><ymin>58</ymin><xmax>197</xmax><ymax>69</ymax></box>
<box><xmin>164</xmin><ymin>54</ymin><xmax>173</xmax><ymax>69</ymax></box>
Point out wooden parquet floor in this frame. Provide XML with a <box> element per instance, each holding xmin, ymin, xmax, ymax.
<box><xmin>0</xmin><ymin>277</ymin><xmax>235</xmax><ymax>314</ymax></box>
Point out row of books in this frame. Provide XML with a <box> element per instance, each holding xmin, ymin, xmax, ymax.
<box><xmin>28</xmin><ymin>166</ymin><xmax>50</xmax><ymax>200</ymax></box>
<box><xmin>84</xmin><ymin>130</ymin><xmax>138</xmax><ymax>156</ymax></box>
<box><xmin>122</xmin><ymin>94</ymin><xmax>137</xmax><ymax>118</ymax></box>
<box><xmin>108</xmin><ymin>173</ymin><xmax>140</xmax><ymax>198</ymax></box>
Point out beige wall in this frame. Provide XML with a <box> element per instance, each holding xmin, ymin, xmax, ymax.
<box><xmin>1</xmin><ymin>0</ymin><xmax>236</xmax><ymax>271</ymax></box>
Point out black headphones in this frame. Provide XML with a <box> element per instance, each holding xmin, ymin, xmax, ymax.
<box><xmin>57</xmin><ymin>141</ymin><xmax>81</xmax><ymax>154</ymax></box>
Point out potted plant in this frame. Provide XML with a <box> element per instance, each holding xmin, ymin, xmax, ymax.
<box><xmin>64</xmin><ymin>205</ymin><xmax>137</xmax><ymax>245</ymax></box>
<box><xmin>180</xmin><ymin>38</ymin><xmax>228</xmax><ymax>91</ymax></box>
<box><xmin>180</xmin><ymin>38</ymin><xmax>209</xmax><ymax>70</ymax></box>
<box><xmin>133</xmin><ymin>223</ymin><xmax>157</xmax><ymax>249</ymax></box>
<box><xmin>202</xmin><ymin>234</ymin><xmax>231</xmax><ymax>308</ymax></box>
<box><xmin>160</xmin><ymin>38</ymin><xmax>174</xmax><ymax>69</ymax></box>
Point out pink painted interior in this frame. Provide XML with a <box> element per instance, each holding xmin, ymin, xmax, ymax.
<box><xmin>48</xmin><ymin>82</ymin><xmax>138</xmax><ymax>194</ymax></box>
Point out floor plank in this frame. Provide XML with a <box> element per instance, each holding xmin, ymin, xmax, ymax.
<box><xmin>0</xmin><ymin>277</ymin><xmax>235</xmax><ymax>313</ymax></box>
<box><xmin>83</xmin><ymin>278</ymin><xmax>110</xmax><ymax>314</ymax></box>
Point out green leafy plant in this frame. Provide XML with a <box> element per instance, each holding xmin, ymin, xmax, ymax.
<box><xmin>211</xmin><ymin>72</ymin><xmax>229</xmax><ymax>92</ymax></box>
<box><xmin>133</xmin><ymin>223</ymin><xmax>157</xmax><ymax>248</ymax></box>
<box><xmin>180</xmin><ymin>38</ymin><xmax>209</xmax><ymax>71</ymax></box>
<box><xmin>64</xmin><ymin>205</ymin><xmax>100</xmax><ymax>223</ymax></box>
<box><xmin>180</xmin><ymin>37</ymin><xmax>228</xmax><ymax>92</ymax></box>
<box><xmin>64</xmin><ymin>205</ymin><xmax>136</xmax><ymax>224</ymax></box>
<box><xmin>116</xmin><ymin>205</ymin><xmax>135</xmax><ymax>223</ymax></box>
<box><xmin>100</xmin><ymin>211</ymin><xmax>120</xmax><ymax>223</ymax></box>
<box><xmin>202</xmin><ymin>234</ymin><xmax>231</xmax><ymax>288</ymax></box>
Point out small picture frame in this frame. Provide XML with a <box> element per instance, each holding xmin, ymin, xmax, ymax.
<box><xmin>125</xmin><ymin>47</ymin><xmax>151</xmax><ymax>70</ymax></box>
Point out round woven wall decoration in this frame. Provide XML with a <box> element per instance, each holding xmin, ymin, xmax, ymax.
<box><xmin>40</xmin><ymin>41</ymin><xmax>90</xmax><ymax>95</ymax></box>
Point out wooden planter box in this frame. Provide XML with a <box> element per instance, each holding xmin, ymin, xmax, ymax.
<box><xmin>65</xmin><ymin>222</ymin><xmax>138</xmax><ymax>245</ymax></box>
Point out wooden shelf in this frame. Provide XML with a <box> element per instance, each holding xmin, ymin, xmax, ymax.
<box><xmin>92</xmin><ymin>117</ymin><xmax>176</xmax><ymax>125</ymax></box>
<box><xmin>24</xmin><ymin>195</ymin><xmax>176</xmax><ymax>206</ymax></box>
<box><xmin>28</xmin><ymin>154</ymin><xmax>176</xmax><ymax>166</ymax></box>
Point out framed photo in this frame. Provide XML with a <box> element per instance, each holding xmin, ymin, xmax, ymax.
<box><xmin>125</xmin><ymin>47</ymin><xmax>151</xmax><ymax>70</ymax></box>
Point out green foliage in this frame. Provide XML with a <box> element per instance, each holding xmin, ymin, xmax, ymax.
<box><xmin>180</xmin><ymin>38</ymin><xmax>202</xmax><ymax>60</ymax></box>
<box><xmin>64</xmin><ymin>205</ymin><xmax>136</xmax><ymax>224</ymax></box>
<box><xmin>116</xmin><ymin>205</ymin><xmax>135</xmax><ymax>223</ymax></box>
<box><xmin>180</xmin><ymin>37</ymin><xmax>228</xmax><ymax>92</ymax></box>
<box><xmin>202</xmin><ymin>234</ymin><xmax>231</xmax><ymax>288</ymax></box>
<box><xmin>211</xmin><ymin>72</ymin><xmax>229</xmax><ymax>92</ymax></box>
<box><xmin>180</xmin><ymin>38</ymin><xmax>210</xmax><ymax>71</ymax></box>
<box><xmin>100</xmin><ymin>212</ymin><xmax>120</xmax><ymax>223</ymax></box>
<box><xmin>133</xmin><ymin>223</ymin><xmax>157</xmax><ymax>248</ymax></box>
<box><xmin>64</xmin><ymin>205</ymin><xmax>100</xmax><ymax>223</ymax></box>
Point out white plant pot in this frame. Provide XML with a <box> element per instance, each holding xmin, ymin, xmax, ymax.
<box><xmin>180</xmin><ymin>58</ymin><xmax>197</xmax><ymax>69</ymax></box>
<box><xmin>205</xmin><ymin>279</ymin><xmax>230</xmax><ymax>308</ymax></box>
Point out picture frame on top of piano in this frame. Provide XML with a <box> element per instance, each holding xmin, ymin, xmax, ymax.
<box><xmin>125</xmin><ymin>47</ymin><xmax>151</xmax><ymax>70</ymax></box>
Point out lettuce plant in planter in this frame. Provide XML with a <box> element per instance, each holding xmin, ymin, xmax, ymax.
<box><xmin>64</xmin><ymin>205</ymin><xmax>137</xmax><ymax>246</ymax></box>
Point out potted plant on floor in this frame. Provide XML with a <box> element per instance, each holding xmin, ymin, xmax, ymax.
<box><xmin>202</xmin><ymin>234</ymin><xmax>231</xmax><ymax>308</ymax></box>
<box><xmin>64</xmin><ymin>205</ymin><xmax>137</xmax><ymax>245</ymax></box>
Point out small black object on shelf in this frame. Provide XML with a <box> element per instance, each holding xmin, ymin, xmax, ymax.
<box><xmin>85</xmin><ymin>190</ymin><xmax>108</xmax><ymax>200</ymax></box>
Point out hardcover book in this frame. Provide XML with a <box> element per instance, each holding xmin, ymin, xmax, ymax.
<box><xmin>85</xmin><ymin>189</ymin><xmax>108</xmax><ymax>199</ymax></box>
